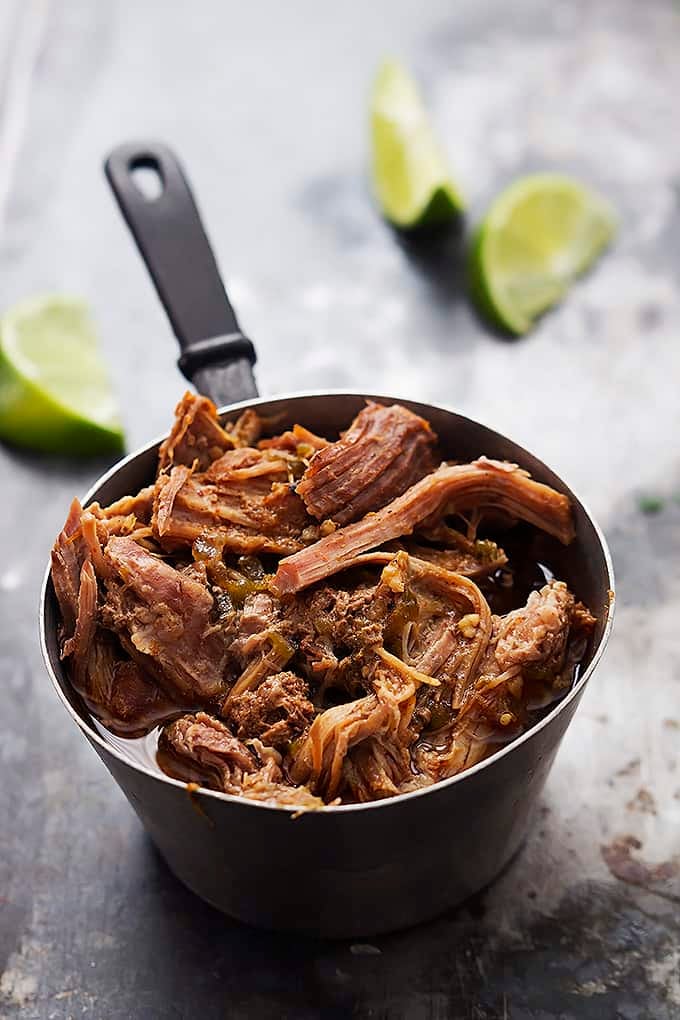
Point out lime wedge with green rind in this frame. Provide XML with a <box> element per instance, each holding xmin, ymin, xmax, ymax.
<box><xmin>0</xmin><ymin>295</ymin><xmax>125</xmax><ymax>455</ymax></box>
<box><xmin>370</xmin><ymin>59</ymin><xmax>465</xmax><ymax>229</ymax></box>
<box><xmin>470</xmin><ymin>174</ymin><xmax>616</xmax><ymax>335</ymax></box>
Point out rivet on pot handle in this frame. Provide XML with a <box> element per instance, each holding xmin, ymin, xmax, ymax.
<box><xmin>104</xmin><ymin>141</ymin><xmax>258</xmax><ymax>406</ymax></box>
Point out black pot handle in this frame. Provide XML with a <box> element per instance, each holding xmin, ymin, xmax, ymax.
<box><xmin>104</xmin><ymin>141</ymin><xmax>258</xmax><ymax>406</ymax></box>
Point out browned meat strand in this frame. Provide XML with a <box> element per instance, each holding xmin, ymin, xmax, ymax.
<box><xmin>274</xmin><ymin>458</ymin><xmax>574</xmax><ymax>595</ymax></box>
<box><xmin>259</xmin><ymin>423</ymin><xmax>330</xmax><ymax>455</ymax></box>
<box><xmin>415</xmin><ymin>581</ymin><xmax>593</xmax><ymax>781</ymax></box>
<box><xmin>222</xmin><ymin>593</ymin><xmax>296</xmax><ymax>704</ymax></box>
<box><xmin>290</xmin><ymin>694</ymin><xmax>393</xmax><ymax>799</ymax></box>
<box><xmin>52</xmin><ymin>397</ymin><xmax>596</xmax><ymax>808</ymax></box>
<box><xmin>494</xmin><ymin>580</ymin><xmax>575</xmax><ymax>675</ymax></box>
<box><xmin>282</xmin><ymin>551</ymin><xmax>415</xmax><ymax>699</ymax></box>
<box><xmin>158</xmin><ymin>712</ymin><xmax>257</xmax><ymax>792</ymax></box>
<box><xmin>296</xmin><ymin>402</ymin><xmax>437</xmax><ymax>525</ymax></box>
<box><xmin>158</xmin><ymin>392</ymin><xmax>262</xmax><ymax>471</ymax></box>
<box><xmin>159</xmin><ymin>711</ymin><xmax>324</xmax><ymax>808</ymax></box>
<box><xmin>52</xmin><ymin>501</ymin><xmax>176</xmax><ymax>735</ymax></box>
<box><xmin>343</xmin><ymin>737</ymin><xmax>412</xmax><ymax>802</ymax></box>
<box><xmin>51</xmin><ymin>498</ymin><xmax>91</xmax><ymax>634</ymax></box>
<box><xmin>88</xmin><ymin>486</ymin><xmax>155</xmax><ymax>533</ymax></box>
<box><xmin>290</xmin><ymin>650</ymin><xmax>420</xmax><ymax>801</ymax></box>
<box><xmin>152</xmin><ymin>448</ymin><xmax>314</xmax><ymax>555</ymax></box>
<box><xmin>102</xmin><ymin>536</ymin><xmax>229</xmax><ymax>702</ymax></box>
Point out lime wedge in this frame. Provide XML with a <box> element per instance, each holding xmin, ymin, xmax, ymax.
<box><xmin>0</xmin><ymin>295</ymin><xmax>125</xmax><ymax>455</ymax></box>
<box><xmin>370</xmin><ymin>59</ymin><xmax>465</xmax><ymax>229</ymax></box>
<box><xmin>470</xmin><ymin>174</ymin><xmax>616</xmax><ymax>335</ymax></box>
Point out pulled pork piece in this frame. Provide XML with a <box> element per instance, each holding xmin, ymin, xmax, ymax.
<box><xmin>342</xmin><ymin>737</ymin><xmax>411</xmax><ymax>802</ymax></box>
<box><xmin>91</xmin><ymin>659</ymin><xmax>177</xmax><ymax>737</ymax></box>
<box><xmin>291</xmin><ymin>600</ymin><xmax>424</xmax><ymax>801</ymax></box>
<box><xmin>425</xmin><ymin>672</ymin><xmax>529</xmax><ymax>779</ymax></box>
<box><xmin>87</xmin><ymin>485</ymin><xmax>155</xmax><ymax>536</ymax></box>
<box><xmin>152</xmin><ymin>448</ymin><xmax>314</xmax><ymax>555</ymax></box>
<box><xmin>159</xmin><ymin>712</ymin><xmax>257</xmax><ymax>792</ymax></box>
<box><xmin>290</xmin><ymin>694</ymin><xmax>393</xmax><ymax>800</ymax></box>
<box><xmin>222</xmin><ymin>593</ymin><xmax>295</xmax><ymax>705</ymax></box>
<box><xmin>238</xmin><ymin>776</ymin><xmax>325</xmax><ymax>809</ymax></box>
<box><xmin>102</xmin><ymin>536</ymin><xmax>229</xmax><ymax>702</ymax></box>
<box><xmin>51</xmin><ymin>499</ymin><xmax>92</xmax><ymax>635</ymax></box>
<box><xmin>227</xmin><ymin>407</ymin><xmax>262</xmax><ymax>448</ymax></box>
<box><xmin>403</xmin><ymin>556</ymin><xmax>493</xmax><ymax>710</ymax></box>
<box><xmin>52</xmin><ymin>500</ymin><xmax>175</xmax><ymax>735</ymax></box>
<box><xmin>494</xmin><ymin>580</ymin><xmax>575</xmax><ymax>677</ymax></box>
<box><xmin>285</xmin><ymin>550</ymin><xmax>411</xmax><ymax>695</ymax></box>
<box><xmin>309</xmin><ymin>549</ymin><xmax>492</xmax><ymax>706</ymax></box>
<box><xmin>159</xmin><ymin>392</ymin><xmax>237</xmax><ymax>470</ymax></box>
<box><xmin>416</xmin><ymin>581</ymin><xmax>590</xmax><ymax>780</ymax></box>
<box><xmin>226</xmin><ymin>671</ymin><xmax>314</xmax><ymax>749</ymax></box>
<box><xmin>274</xmin><ymin>458</ymin><xmax>574</xmax><ymax>595</ymax></box>
<box><xmin>296</xmin><ymin>402</ymin><xmax>437</xmax><ymax>526</ymax></box>
<box><xmin>259</xmin><ymin>423</ymin><xmax>330</xmax><ymax>455</ymax></box>
<box><xmin>159</xmin><ymin>712</ymin><xmax>323</xmax><ymax>808</ymax></box>
<box><xmin>158</xmin><ymin>392</ymin><xmax>263</xmax><ymax>471</ymax></box>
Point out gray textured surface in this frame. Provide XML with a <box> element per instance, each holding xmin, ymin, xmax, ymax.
<box><xmin>1</xmin><ymin>0</ymin><xmax>679</xmax><ymax>1017</ymax></box>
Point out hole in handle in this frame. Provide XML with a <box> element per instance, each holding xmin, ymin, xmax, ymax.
<box><xmin>129</xmin><ymin>155</ymin><xmax>164</xmax><ymax>201</ymax></box>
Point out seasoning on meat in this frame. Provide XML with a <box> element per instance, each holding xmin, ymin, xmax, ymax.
<box><xmin>226</xmin><ymin>671</ymin><xmax>315</xmax><ymax>749</ymax></box>
<box><xmin>52</xmin><ymin>397</ymin><xmax>595</xmax><ymax>808</ymax></box>
<box><xmin>296</xmin><ymin>402</ymin><xmax>437</xmax><ymax>525</ymax></box>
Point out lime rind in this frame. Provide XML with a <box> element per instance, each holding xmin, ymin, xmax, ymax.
<box><xmin>0</xmin><ymin>294</ymin><xmax>125</xmax><ymax>456</ymax></box>
<box><xmin>370</xmin><ymin>59</ymin><xmax>465</xmax><ymax>229</ymax></box>
<box><xmin>471</xmin><ymin>173</ymin><xmax>616</xmax><ymax>335</ymax></box>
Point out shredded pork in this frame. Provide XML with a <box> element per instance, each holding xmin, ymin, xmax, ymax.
<box><xmin>296</xmin><ymin>401</ymin><xmax>436</xmax><ymax>524</ymax></box>
<box><xmin>52</xmin><ymin>394</ymin><xmax>595</xmax><ymax>808</ymax></box>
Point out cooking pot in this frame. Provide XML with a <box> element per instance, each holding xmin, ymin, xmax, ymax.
<box><xmin>39</xmin><ymin>143</ymin><xmax>614</xmax><ymax>937</ymax></box>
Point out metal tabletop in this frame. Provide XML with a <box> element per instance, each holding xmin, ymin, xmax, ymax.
<box><xmin>1</xmin><ymin>1</ymin><xmax>678</xmax><ymax>1016</ymax></box>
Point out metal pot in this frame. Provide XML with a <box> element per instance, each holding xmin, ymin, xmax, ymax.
<box><xmin>39</xmin><ymin>144</ymin><xmax>614</xmax><ymax>938</ymax></box>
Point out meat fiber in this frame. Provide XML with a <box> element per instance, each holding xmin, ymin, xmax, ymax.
<box><xmin>296</xmin><ymin>402</ymin><xmax>437</xmax><ymax>525</ymax></box>
<box><xmin>290</xmin><ymin>694</ymin><xmax>394</xmax><ymax>799</ymax></box>
<box><xmin>158</xmin><ymin>712</ymin><xmax>258</xmax><ymax>792</ymax></box>
<box><xmin>51</xmin><ymin>501</ymin><xmax>175</xmax><ymax>735</ymax></box>
<box><xmin>158</xmin><ymin>392</ymin><xmax>262</xmax><ymax>471</ymax></box>
<box><xmin>159</xmin><ymin>712</ymin><xmax>323</xmax><ymax>808</ymax></box>
<box><xmin>152</xmin><ymin>449</ymin><xmax>313</xmax><ymax>555</ymax></box>
<box><xmin>51</xmin><ymin>499</ymin><xmax>92</xmax><ymax>635</ymax></box>
<box><xmin>102</xmin><ymin>536</ymin><xmax>229</xmax><ymax>701</ymax></box>
<box><xmin>274</xmin><ymin>458</ymin><xmax>574</xmax><ymax>595</ymax></box>
<box><xmin>259</xmin><ymin>423</ymin><xmax>330</xmax><ymax>455</ymax></box>
<box><xmin>415</xmin><ymin>581</ymin><xmax>592</xmax><ymax>781</ymax></box>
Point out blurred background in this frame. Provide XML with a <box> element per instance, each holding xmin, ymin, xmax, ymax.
<box><xmin>1</xmin><ymin>1</ymin><xmax>679</xmax><ymax>1017</ymax></box>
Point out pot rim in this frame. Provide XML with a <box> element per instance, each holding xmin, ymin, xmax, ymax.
<box><xmin>39</xmin><ymin>388</ymin><xmax>616</xmax><ymax>815</ymax></box>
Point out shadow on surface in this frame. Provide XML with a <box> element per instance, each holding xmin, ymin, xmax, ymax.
<box><xmin>0</xmin><ymin>441</ymin><xmax>118</xmax><ymax>490</ymax></box>
<box><xmin>391</xmin><ymin>216</ymin><xmax>468</xmax><ymax>311</ymax></box>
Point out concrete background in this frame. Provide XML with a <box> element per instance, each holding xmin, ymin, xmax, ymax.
<box><xmin>1</xmin><ymin>0</ymin><xmax>679</xmax><ymax>1016</ymax></box>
